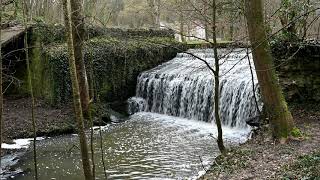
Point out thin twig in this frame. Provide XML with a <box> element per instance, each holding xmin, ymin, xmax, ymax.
<box><xmin>246</xmin><ymin>48</ymin><xmax>261</xmax><ymax>115</ymax></box>
<box><xmin>198</xmin><ymin>155</ymin><xmax>207</xmax><ymax>172</ymax></box>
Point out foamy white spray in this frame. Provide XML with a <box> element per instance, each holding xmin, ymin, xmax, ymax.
<box><xmin>128</xmin><ymin>49</ymin><xmax>262</xmax><ymax>129</ymax></box>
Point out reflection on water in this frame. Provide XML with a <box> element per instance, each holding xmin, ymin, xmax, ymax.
<box><xmin>14</xmin><ymin>112</ymin><xmax>250</xmax><ymax>180</ymax></box>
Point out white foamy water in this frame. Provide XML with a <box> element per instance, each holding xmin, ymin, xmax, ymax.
<box><xmin>129</xmin><ymin>49</ymin><xmax>262</xmax><ymax>129</ymax></box>
<box><xmin>132</xmin><ymin>112</ymin><xmax>251</xmax><ymax>144</ymax></box>
<box><xmin>5</xmin><ymin>48</ymin><xmax>260</xmax><ymax>180</ymax></box>
<box><xmin>12</xmin><ymin>113</ymin><xmax>250</xmax><ymax>180</ymax></box>
<box><xmin>2</xmin><ymin>137</ymin><xmax>45</xmax><ymax>149</ymax></box>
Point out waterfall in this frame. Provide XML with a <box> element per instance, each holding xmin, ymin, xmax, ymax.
<box><xmin>128</xmin><ymin>49</ymin><xmax>262</xmax><ymax>129</ymax></box>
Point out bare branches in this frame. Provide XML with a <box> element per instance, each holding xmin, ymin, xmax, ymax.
<box><xmin>246</xmin><ymin>48</ymin><xmax>260</xmax><ymax>115</ymax></box>
<box><xmin>1</xmin><ymin>0</ymin><xmax>14</xmax><ymax>6</ymax></box>
<box><xmin>198</xmin><ymin>155</ymin><xmax>208</xmax><ymax>172</ymax></box>
<box><xmin>182</xmin><ymin>51</ymin><xmax>216</xmax><ymax>75</ymax></box>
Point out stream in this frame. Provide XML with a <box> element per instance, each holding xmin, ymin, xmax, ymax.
<box><xmin>2</xmin><ymin>48</ymin><xmax>259</xmax><ymax>179</ymax></box>
<box><xmin>11</xmin><ymin>113</ymin><xmax>250</xmax><ymax>180</ymax></box>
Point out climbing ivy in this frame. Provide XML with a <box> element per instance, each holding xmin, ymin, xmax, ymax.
<box><xmin>34</xmin><ymin>22</ymin><xmax>176</xmax><ymax>45</ymax></box>
<box><xmin>39</xmin><ymin>36</ymin><xmax>185</xmax><ymax>106</ymax></box>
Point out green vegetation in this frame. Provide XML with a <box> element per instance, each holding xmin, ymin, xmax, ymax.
<box><xmin>28</xmin><ymin>29</ymin><xmax>184</xmax><ymax>106</ymax></box>
<box><xmin>34</xmin><ymin>23</ymin><xmax>175</xmax><ymax>45</ymax></box>
<box><xmin>290</xmin><ymin>127</ymin><xmax>303</xmax><ymax>138</ymax></box>
<box><xmin>272</xmin><ymin>41</ymin><xmax>320</xmax><ymax>102</ymax></box>
<box><xmin>204</xmin><ymin>148</ymin><xmax>253</xmax><ymax>177</ymax></box>
<box><xmin>282</xmin><ymin>151</ymin><xmax>320</xmax><ymax>179</ymax></box>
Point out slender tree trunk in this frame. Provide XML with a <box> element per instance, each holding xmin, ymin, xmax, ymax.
<box><xmin>148</xmin><ymin>0</ymin><xmax>161</xmax><ymax>28</ymax></box>
<box><xmin>70</xmin><ymin>0</ymin><xmax>90</xmax><ymax>116</ymax></box>
<box><xmin>301</xmin><ymin>0</ymin><xmax>310</xmax><ymax>39</ymax></box>
<box><xmin>13</xmin><ymin>0</ymin><xmax>18</xmax><ymax>18</ymax></box>
<box><xmin>88</xmin><ymin>46</ymin><xmax>95</xmax><ymax>180</ymax></box>
<box><xmin>245</xmin><ymin>0</ymin><xmax>294</xmax><ymax>140</ymax></box>
<box><xmin>0</xmin><ymin>0</ymin><xmax>3</xmax><ymax>166</ymax></box>
<box><xmin>187</xmin><ymin>22</ymin><xmax>191</xmax><ymax>41</ymax></box>
<box><xmin>317</xmin><ymin>21</ymin><xmax>320</xmax><ymax>39</ymax></box>
<box><xmin>156</xmin><ymin>0</ymin><xmax>161</xmax><ymax>27</ymax></box>
<box><xmin>228</xmin><ymin>10</ymin><xmax>234</xmax><ymax>41</ymax></box>
<box><xmin>29</xmin><ymin>0</ymin><xmax>34</xmax><ymax>21</ymax></box>
<box><xmin>212</xmin><ymin>0</ymin><xmax>225</xmax><ymax>153</ymax></box>
<box><xmin>203</xmin><ymin>1</ymin><xmax>209</xmax><ymax>41</ymax></box>
<box><xmin>23</xmin><ymin>0</ymin><xmax>39</xmax><ymax>178</ymax></box>
<box><xmin>62</xmin><ymin>0</ymin><xmax>93</xmax><ymax>179</ymax></box>
<box><xmin>179</xmin><ymin>0</ymin><xmax>185</xmax><ymax>42</ymax></box>
<box><xmin>229</xmin><ymin>23</ymin><xmax>234</xmax><ymax>41</ymax></box>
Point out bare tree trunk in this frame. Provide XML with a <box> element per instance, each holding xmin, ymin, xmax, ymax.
<box><xmin>23</xmin><ymin>0</ymin><xmax>39</xmax><ymax>178</ymax></box>
<box><xmin>179</xmin><ymin>0</ymin><xmax>185</xmax><ymax>42</ymax></box>
<box><xmin>212</xmin><ymin>0</ymin><xmax>225</xmax><ymax>154</ymax></box>
<box><xmin>29</xmin><ymin>0</ymin><xmax>34</xmax><ymax>21</ymax></box>
<box><xmin>62</xmin><ymin>0</ymin><xmax>93</xmax><ymax>179</ymax></box>
<box><xmin>147</xmin><ymin>0</ymin><xmax>161</xmax><ymax>28</ymax></box>
<box><xmin>317</xmin><ymin>21</ymin><xmax>320</xmax><ymax>39</ymax></box>
<box><xmin>203</xmin><ymin>1</ymin><xmax>209</xmax><ymax>41</ymax></box>
<box><xmin>13</xmin><ymin>0</ymin><xmax>18</xmax><ymax>18</ymax></box>
<box><xmin>70</xmin><ymin>0</ymin><xmax>90</xmax><ymax>116</ymax></box>
<box><xmin>245</xmin><ymin>0</ymin><xmax>294</xmax><ymax>141</ymax></box>
<box><xmin>301</xmin><ymin>0</ymin><xmax>311</xmax><ymax>39</ymax></box>
<box><xmin>0</xmin><ymin>0</ymin><xmax>3</xmax><ymax>166</ymax></box>
<box><xmin>155</xmin><ymin>0</ymin><xmax>161</xmax><ymax>27</ymax></box>
<box><xmin>87</xmin><ymin>45</ymin><xmax>96</xmax><ymax>180</ymax></box>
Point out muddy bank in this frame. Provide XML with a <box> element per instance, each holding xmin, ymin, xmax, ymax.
<box><xmin>200</xmin><ymin>103</ymin><xmax>320</xmax><ymax>179</ymax></box>
<box><xmin>2</xmin><ymin>96</ymin><xmax>122</xmax><ymax>144</ymax></box>
<box><xmin>2</xmin><ymin>97</ymin><xmax>75</xmax><ymax>142</ymax></box>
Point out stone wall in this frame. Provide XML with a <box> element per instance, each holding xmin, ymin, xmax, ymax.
<box><xmin>272</xmin><ymin>42</ymin><xmax>320</xmax><ymax>102</ymax></box>
<box><xmin>28</xmin><ymin>27</ymin><xmax>185</xmax><ymax>107</ymax></box>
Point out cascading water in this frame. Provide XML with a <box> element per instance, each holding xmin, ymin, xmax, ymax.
<box><xmin>5</xmin><ymin>48</ymin><xmax>260</xmax><ymax>180</ymax></box>
<box><xmin>128</xmin><ymin>48</ymin><xmax>262</xmax><ymax>129</ymax></box>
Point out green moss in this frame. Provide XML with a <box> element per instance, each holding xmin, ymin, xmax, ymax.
<box><xmin>35</xmin><ymin>36</ymin><xmax>184</xmax><ymax>106</ymax></box>
<box><xmin>99</xmin><ymin>82</ymin><xmax>111</xmax><ymax>100</ymax></box>
<box><xmin>34</xmin><ymin>23</ymin><xmax>176</xmax><ymax>45</ymax></box>
<box><xmin>290</xmin><ymin>127</ymin><xmax>303</xmax><ymax>138</ymax></box>
<box><xmin>30</xmin><ymin>34</ymin><xmax>53</xmax><ymax>99</ymax></box>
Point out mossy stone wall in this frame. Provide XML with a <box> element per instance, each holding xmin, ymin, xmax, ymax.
<box><xmin>35</xmin><ymin>23</ymin><xmax>175</xmax><ymax>45</ymax></box>
<box><xmin>272</xmin><ymin>42</ymin><xmax>320</xmax><ymax>102</ymax></box>
<box><xmin>32</xmin><ymin>36</ymin><xmax>185</xmax><ymax>106</ymax></box>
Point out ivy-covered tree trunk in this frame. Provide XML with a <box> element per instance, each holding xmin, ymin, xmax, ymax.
<box><xmin>212</xmin><ymin>0</ymin><xmax>226</xmax><ymax>153</ymax></box>
<box><xmin>70</xmin><ymin>0</ymin><xmax>90</xmax><ymax>116</ymax></box>
<box><xmin>62</xmin><ymin>0</ymin><xmax>93</xmax><ymax>179</ymax></box>
<box><xmin>244</xmin><ymin>0</ymin><xmax>294</xmax><ymax>140</ymax></box>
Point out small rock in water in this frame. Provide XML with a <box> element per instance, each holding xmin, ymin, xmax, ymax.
<box><xmin>246</xmin><ymin>116</ymin><xmax>261</xmax><ymax>127</ymax></box>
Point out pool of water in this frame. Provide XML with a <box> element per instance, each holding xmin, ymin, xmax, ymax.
<box><xmin>13</xmin><ymin>112</ymin><xmax>250</xmax><ymax>180</ymax></box>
